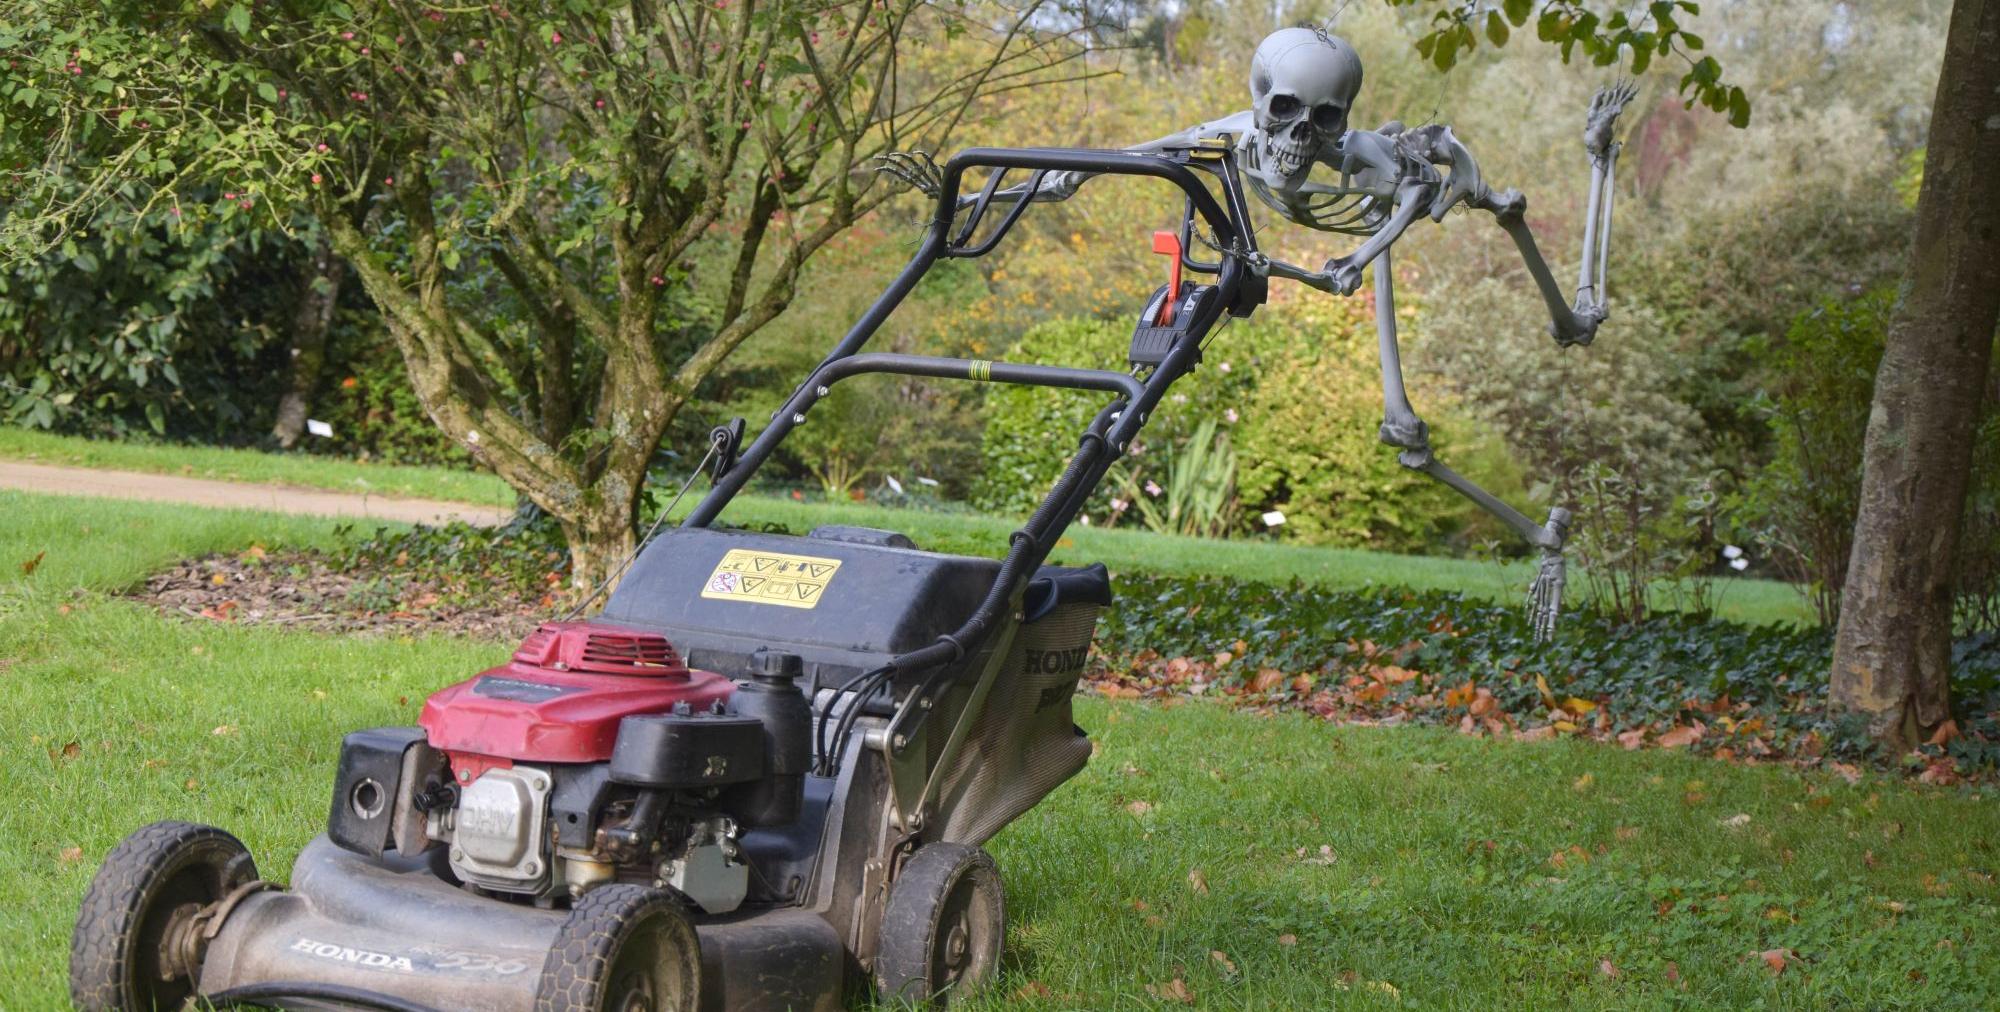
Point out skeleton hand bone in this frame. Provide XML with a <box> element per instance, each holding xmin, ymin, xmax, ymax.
<box><xmin>873</xmin><ymin>150</ymin><xmax>944</xmax><ymax>198</ymax></box>
<box><xmin>1583</xmin><ymin>80</ymin><xmax>1638</xmax><ymax>161</ymax></box>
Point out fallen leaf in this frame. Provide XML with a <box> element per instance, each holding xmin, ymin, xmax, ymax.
<box><xmin>52</xmin><ymin>740</ymin><xmax>82</xmax><ymax>762</ymax></box>
<box><xmin>1757</xmin><ymin>948</ymin><xmax>1794</xmax><ymax>974</ymax></box>
<box><xmin>1926</xmin><ymin>720</ymin><xmax>1960</xmax><ymax>747</ymax></box>
<box><xmin>1719</xmin><ymin>813</ymin><xmax>1752</xmax><ymax>829</ymax></box>
<box><xmin>1573</xmin><ymin>773</ymin><xmax>1595</xmax><ymax>792</ymax></box>
<box><xmin>1210</xmin><ymin>950</ymin><xmax>1237</xmax><ymax>975</ymax></box>
<box><xmin>1829</xmin><ymin>762</ymin><xmax>1863</xmax><ymax>785</ymax></box>
<box><xmin>1126</xmin><ymin>800</ymin><xmax>1154</xmax><ymax>816</ymax></box>
<box><xmin>1468</xmin><ymin>688</ymin><xmax>1497</xmax><ymax>717</ymax></box>
<box><xmin>1614</xmin><ymin>826</ymin><xmax>1639</xmax><ymax>841</ymax></box>
<box><xmin>1213</xmin><ymin>651</ymin><xmax>1233</xmax><ymax>667</ymax></box>
<box><xmin>183</xmin><ymin>778</ymin><xmax>201</xmax><ymax>792</ymax></box>
<box><xmin>1617</xmin><ymin>728</ymin><xmax>1647</xmax><ymax>750</ymax></box>
<box><xmin>1186</xmin><ymin>868</ymin><xmax>1209</xmax><ymax>895</ymax></box>
<box><xmin>1656</xmin><ymin>725</ymin><xmax>1704</xmax><ymax>748</ymax></box>
<box><xmin>1565</xmin><ymin>696</ymin><xmax>1598</xmax><ymax>714</ymax></box>
<box><xmin>20</xmin><ymin>550</ymin><xmax>45</xmax><ymax>576</ymax></box>
<box><xmin>1145</xmin><ymin>977</ymin><xmax>1195</xmax><ymax>1004</ymax></box>
<box><xmin>1548</xmin><ymin>845</ymin><xmax>1590</xmax><ymax>869</ymax></box>
<box><xmin>1010</xmin><ymin>981</ymin><xmax>1052</xmax><ymax>1001</ymax></box>
<box><xmin>1296</xmin><ymin>844</ymin><xmax>1337</xmax><ymax>866</ymax></box>
<box><xmin>58</xmin><ymin>845</ymin><xmax>84</xmax><ymax>864</ymax></box>
<box><xmin>210</xmin><ymin>572</ymin><xmax>228</xmax><ymax>586</ymax></box>
<box><xmin>211</xmin><ymin>725</ymin><xmax>235</xmax><ymax>737</ymax></box>
<box><xmin>1665</xmin><ymin>962</ymin><xmax>1682</xmax><ymax>986</ymax></box>
<box><xmin>1249</xmin><ymin>668</ymin><xmax>1285</xmax><ymax>693</ymax></box>
<box><xmin>1598</xmin><ymin>957</ymin><xmax>1620</xmax><ymax>978</ymax></box>
<box><xmin>1535</xmin><ymin>673</ymin><xmax>1557</xmax><ymax>707</ymax></box>
<box><xmin>1277</xmin><ymin>933</ymin><xmax>1298</xmax><ymax>946</ymax></box>
<box><xmin>1129</xmin><ymin>898</ymin><xmax>1150</xmax><ymax>912</ymax></box>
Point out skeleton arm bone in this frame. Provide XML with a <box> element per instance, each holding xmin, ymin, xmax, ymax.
<box><xmin>1468</xmin><ymin>82</ymin><xmax>1635</xmax><ymax>347</ymax></box>
<box><xmin>1317</xmin><ymin>178</ymin><xmax>1430</xmax><ymax>294</ymax></box>
<box><xmin>1366</xmin><ymin>247</ymin><xmax>1571</xmax><ymax>638</ymax></box>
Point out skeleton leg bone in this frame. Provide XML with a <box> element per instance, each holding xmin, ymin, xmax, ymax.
<box><xmin>1369</xmin><ymin>249</ymin><xmax>1572</xmax><ymax>639</ymax></box>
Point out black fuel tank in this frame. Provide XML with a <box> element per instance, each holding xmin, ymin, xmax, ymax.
<box><xmin>599</xmin><ymin>527</ymin><xmax>1001</xmax><ymax>685</ymax></box>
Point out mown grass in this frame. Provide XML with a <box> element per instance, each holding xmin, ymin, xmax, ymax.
<box><xmin>0</xmin><ymin>425</ymin><xmax>517</xmax><ymax>507</ymax></box>
<box><xmin>2</xmin><ymin>492</ymin><xmax>1994</xmax><ymax>1008</ymax></box>
<box><xmin>2</xmin><ymin>426</ymin><xmax>1813</xmax><ymax>626</ymax></box>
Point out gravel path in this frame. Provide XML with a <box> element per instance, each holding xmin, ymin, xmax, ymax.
<box><xmin>0</xmin><ymin>460</ymin><xmax>511</xmax><ymax>526</ymax></box>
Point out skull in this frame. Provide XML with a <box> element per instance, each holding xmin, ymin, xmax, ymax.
<box><xmin>1248</xmin><ymin>28</ymin><xmax>1363</xmax><ymax>179</ymax></box>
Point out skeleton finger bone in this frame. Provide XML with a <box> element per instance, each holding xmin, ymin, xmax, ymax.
<box><xmin>873</xmin><ymin>150</ymin><xmax>944</xmax><ymax>198</ymax></box>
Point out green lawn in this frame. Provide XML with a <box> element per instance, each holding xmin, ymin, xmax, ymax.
<box><xmin>2</xmin><ymin>492</ymin><xmax>1993</xmax><ymax>1008</ymax></box>
<box><xmin>0</xmin><ymin>427</ymin><xmax>1811</xmax><ymax>625</ymax></box>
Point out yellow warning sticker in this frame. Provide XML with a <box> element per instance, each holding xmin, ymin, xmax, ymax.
<box><xmin>700</xmin><ymin>549</ymin><xmax>843</xmax><ymax>609</ymax></box>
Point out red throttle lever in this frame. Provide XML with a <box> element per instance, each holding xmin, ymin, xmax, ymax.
<box><xmin>1151</xmin><ymin>229</ymin><xmax>1184</xmax><ymax>325</ymax></box>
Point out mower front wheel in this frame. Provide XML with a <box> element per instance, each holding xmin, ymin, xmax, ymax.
<box><xmin>535</xmin><ymin>884</ymin><xmax>701</xmax><ymax>1012</ymax></box>
<box><xmin>875</xmin><ymin>842</ymin><xmax>1006</xmax><ymax>1007</ymax></box>
<box><xmin>69</xmin><ymin>820</ymin><xmax>260</xmax><ymax>1012</ymax></box>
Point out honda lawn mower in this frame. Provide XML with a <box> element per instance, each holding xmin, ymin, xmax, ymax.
<box><xmin>68</xmin><ymin>143</ymin><xmax>1269</xmax><ymax>1012</ymax></box>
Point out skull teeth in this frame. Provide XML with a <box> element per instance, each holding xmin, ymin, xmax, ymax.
<box><xmin>1266</xmin><ymin>131</ymin><xmax>1309</xmax><ymax>175</ymax></box>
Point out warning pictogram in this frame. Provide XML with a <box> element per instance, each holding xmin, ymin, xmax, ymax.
<box><xmin>701</xmin><ymin>549</ymin><xmax>842</xmax><ymax>609</ymax></box>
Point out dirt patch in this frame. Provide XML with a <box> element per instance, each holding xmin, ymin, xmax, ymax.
<box><xmin>136</xmin><ymin>551</ymin><xmax>551</xmax><ymax>640</ymax></box>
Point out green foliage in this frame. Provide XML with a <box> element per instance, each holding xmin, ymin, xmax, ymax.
<box><xmin>1395</xmin><ymin>0</ymin><xmax>1750</xmax><ymax>126</ymax></box>
<box><xmin>310</xmin><ymin>321</ymin><xmax>474</xmax><ymax>467</ymax></box>
<box><xmin>973</xmin><ymin>307</ymin><xmax>1503</xmax><ymax>549</ymax></box>
<box><xmin>1732</xmin><ymin>291</ymin><xmax>1891</xmax><ymax>626</ymax></box>
<box><xmin>1115</xmin><ymin>416</ymin><xmax>1239</xmax><ymax>538</ymax></box>
<box><xmin>0</xmin><ymin>202</ymin><xmax>297</xmax><ymax>438</ymax></box>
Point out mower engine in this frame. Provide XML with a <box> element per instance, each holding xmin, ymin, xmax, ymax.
<box><xmin>329</xmin><ymin>621</ymin><xmax>812</xmax><ymax>915</ymax></box>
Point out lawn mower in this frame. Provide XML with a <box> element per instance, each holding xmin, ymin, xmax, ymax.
<box><xmin>69</xmin><ymin>142</ymin><xmax>1270</xmax><ymax>1011</ymax></box>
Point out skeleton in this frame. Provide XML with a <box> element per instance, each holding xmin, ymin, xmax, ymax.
<box><xmin>879</xmin><ymin>27</ymin><xmax>1636</xmax><ymax>639</ymax></box>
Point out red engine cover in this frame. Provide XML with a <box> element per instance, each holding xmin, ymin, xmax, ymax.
<box><xmin>420</xmin><ymin>622</ymin><xmax>733</xmax><ymax>766</ymax></box>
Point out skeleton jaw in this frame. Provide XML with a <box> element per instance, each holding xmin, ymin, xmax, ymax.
<box><xmin>1263</xmin><ymin>125</ymin><xmax>1315</xmax><ymax>178</ymax></box>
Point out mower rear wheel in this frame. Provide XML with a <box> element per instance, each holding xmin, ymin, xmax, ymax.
<box><xmin>535</xmin><ymin>884</ymin><xmax>701</xmax><ymax>1012</ymax></box>
<box><xmin>875</xmin><ymin>842</ymin><xmax>1005</xmax><ymax>1007</ymax></box>
<box><xmin>69</xmin><ymin>820</ymin><xmax>259</xmax><ymax>1012</ymax></box>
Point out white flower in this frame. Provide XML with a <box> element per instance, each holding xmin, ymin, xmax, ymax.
<box><xmin>1219</xmin><ymin>361</ymin><xmax>1232</xmax><ymax>373</ymax></box>
<box><xmin>1722</xmin><ymin>544</ymin><xmax>1744</xmax><ymax>560</ymax></box>
<box><xmin>1261</xmin><ymin>510</ymin><xmax>1286</xmax><ymax>527</ymax></box>
<box><xmin>1729</xmin><ymin>557</ymin><xmax>1749</xmax><ymax>571</ymax></box>
<box><xmin>916</xmin><ymin>476</ymin><xmax>940</xmax><ymax>487</ymax></box>
<box><xmin>884</xmin><ymin>475</ymin><xmax>904</xmax><ymax>495</ymax></box>
<box><xmin>1144</xmin><ymin>480</ymin><xmax>1163</xmax><ymax>497</ymax></box>
<box><xmin>1171</xmin><ymin>393</ymin><xmax>1187</xmax><ymax>404</ymax></box>
<box><xmin>1224</xmin><ymin>408</ymin><xmax>1239</xmax><ymax>423</ymax></box>
<box><xmin>1080</xmin><ymin>515</ymin><xmax>1091</xmax><ymax>525</ymax></box>
<box><xmin>1110</xmin><ymin>497</ymin><xmax>1129</xmax><ymax>513</ymax></box>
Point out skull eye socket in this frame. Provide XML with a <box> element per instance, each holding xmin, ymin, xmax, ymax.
<box><xmin>1267</xmin><ymin>93</ymin><xmax>1302</xmax><ymax>118</ymax></box>
<box><xmin>1311</xmin><ymin>103</ymin><xmax>1346</xmax><ymax>132</ymax></box>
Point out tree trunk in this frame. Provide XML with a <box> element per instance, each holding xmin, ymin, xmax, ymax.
<box><xmin>272</xmin><ymin>236</ymin><xmax>345</xmax><ymax>448</ymax></box>
<box><xmin>1830</xmin><ymin>0</ymin><xmax>2000</xmax><ymax>748</ymax></box>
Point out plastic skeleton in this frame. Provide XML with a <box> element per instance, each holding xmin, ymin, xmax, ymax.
<box><xmin>880</xmin><ymin>27</ymin><xmax>1635</xmax><ymax>639</ymax></box>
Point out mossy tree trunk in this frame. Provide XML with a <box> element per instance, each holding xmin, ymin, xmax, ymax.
<box><xmin>1830</xmin><ymin>0</ymin><xmax>2000</xmax><ymax>748</ymax></box>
